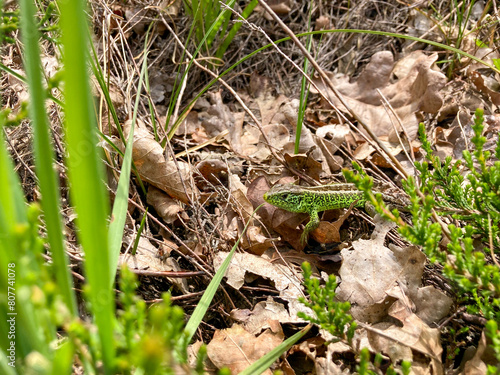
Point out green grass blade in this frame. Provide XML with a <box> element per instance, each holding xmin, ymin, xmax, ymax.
<box><xmin>239</xmin><ymin>324</ymin><xmax>312</xmax><ymax>375</ymax></box>
<box><xmin>215</xmin><ymin>0</ymin><xmax>258</xmax><ymax>59</ymax></box>
<box><xmin>295</xmin><ymin>2</ymin><xmax>314</xmax><ymax>155</ymax></box>
<box><xmin>143</xmin><ymin>64</ymin><xmax>158</xmax><ymax>141</ymax></box>
<box><xmin>19</xmin><ymin>0</ymin><xmax>77</xmax><ymax>316</ymax></box>
<box><xmin>174</xmin><ymin>26</ymin><xmax>500</xmax><ymax>134</ymax></box>
<box><xmin>165</xmin><ymin>0</ymin><xmax>237</xmax><ymax>138</ymax></box>
<box><xmin>0</xmin><ymin>133</ymin><xmax>27</xmax><ymax>354</ymax></box>
<box><xmin>0</xmin><ymin>135</ymin><xmax>26</xmax><ymax>233</ymax></box>
<box><xmin>131</xmin><ymin>208</ymin><xmax>148</xmax><ymax>256</ymax></box>
<box><xmin>51</xmin><ymin>340</ymin><xmax>74</xmax><ymax>375</ymax></box>
<box><xmin>108</xmin><ymin>38</ymin><xmax>150</xmax><ymax>286</ymax></box>
<box><xmin>88</xmin><ymin>39</ymin><xmax>124</xmax><ymax>142</ymax></box>
<box><xmin>183</xmin><ymin>204</ymin><xmax>264</xmax><ymax>343</ymax></box>
<box><xmin>58</xmin><ymin>0</ymin><xmax>116</xmax><ymax>371</ymax></box>
<box><xmin>107</xmin><ymin>123</ymin><xmax>134</xmax><ymax>287</ymax></box>
<box><xmin>0</xmin><ymin>351</ymin><xmax>16</xmax><ymax>375</ymax></box>
<box><xmin>0</xmin><ymin>132</ymin><xmax>50</xmax><ymax>359</ymax></box>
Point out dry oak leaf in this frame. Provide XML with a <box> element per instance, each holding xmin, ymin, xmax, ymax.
<box><xmin>463</xmin><ymin>327</ymin><xmax>500</xmax><ymax>374</ymax></box>
<box><xmin>336</xmin><ymin>218</ymin><xmax>451</xmax><ymax>324</ymax></box>
<box><xmin>213</xmin><ymin>252</ymin><xmax>302</xmax><ymax>296</ymax></box>
<box><xmin>206</xmin><ymin>324</ymin><xmax>283</xmax><ymax>374</ymax></box>
<box><xmin>123</xmin><ymin>119</ymin><xmax>196</xmax><ymax>204</ymax></box>
<box><xmin>311</xmin><ymin>50</ymin><xmax>447</xmax><ymax>141</ymax></box>
<box><xmin>469</xmin><ymin>70</ymin><xmax>500</xmax><ymax>106</ymax></box>
<box><xmin>367</xmin><ymin>304</ymin><xmax>443</xmax><ymax>375</ymax></box>
<box><xmin>336</xmin><ymin>219</ymin><xmax>402</xmax><ymax>323</ymax></box>
<box><xmin>247</xmin><ymin>176</ymin><xmax>306</xmax><ymax>250</ymax></box>
<box><xmin>213</xmin><ymin>252</ymin><xmax>309</xmax><ymax>320</ymax></box>
<box><xmin>119</xmin><ymin>235</ymin><xmax>188</xmax><ymax>294</ymax></box>
<box><xmin>146</xmin><ymin>186</ymin><xmax>183</xmax><ymax>224</ymax></box>
<box><xmin>231</xmin><ymin>297</ymin><xmax>301</xmax><ymax>335</ymax></box>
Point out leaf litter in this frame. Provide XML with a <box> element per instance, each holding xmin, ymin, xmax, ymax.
<box><xmin>3</xmin><ymin>0</ymin><xmax>500</xmax><ymax>373</ymax></box>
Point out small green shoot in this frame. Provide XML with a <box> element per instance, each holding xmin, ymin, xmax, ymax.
<box><xmin>298</xmin><ymin>262</ymin><xmax>357</xmax><ymax>343</ymax></box>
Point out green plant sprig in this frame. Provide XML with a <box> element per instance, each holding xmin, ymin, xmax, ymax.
<box><xmin>345</xmin><ymin>108</ymin><xmax>500</xmax><ymax>365</ymax></box>
<box><xmin>298</xmin><ymin>262</ymin><xmax>357</xmax><ymax>343</ymax></box>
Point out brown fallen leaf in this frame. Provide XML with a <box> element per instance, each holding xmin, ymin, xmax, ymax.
<box><xmin>337</xmin><ymin>219</ymin><xmax>451</xmax><ymax>324</ymax></box>
<box><xmin>206</xmin><ymin>324</ymin><xmax>284</xmax><ymax>374</ymax></box>
<box><xmin>231</xmin><ymin>297</ymin><xmax>302</xmax><ymax>335</ymax></box>
<box><xmin>119</xmin><ymin>235</ymin><xmax>188</xmax><ymax>294</ymax></box>
<box><xmin>283</xmin><ymin>153</ymin><xmax>322</xmax><ymax>182</ymax></box>
<box><xmin>310</xmin><ymin>202</ymin><xmax>356</xmax><ymax>244</ymax></box>
<box><xmin>311</xmin><ymin>50</ymin><xmax>447</xmax><ymax>141</ymax></box>
<box><xmin>470</xmin><ymin>70</ymin><xmax>500</xmax><ymax>106</ymax></box>
<box><xmin>261</xmin><ymin>184</ymin><xmax>307</xmax><ymax>249</ymax></box>
<box><xmin>244</xmin><ymin>226</ymin><xmax>274</xmax><ymax>256</ymax></box>
<box><xmin>367</xmin><ymin>305</ymin><xmax>444</xmax><ymax>375</ymax></box>
<box><xmin>247</xmin><ymin>176</ymin><xmax>306</xmax><ymax>250</ymax></box>
<box><xmin>213</xmin><ymin>251</ymin><xmax>307</xmax><ymax>320</ymax></box>
<box><xmin>201</xmin><ymin>91</ymin><xmax>235</xmax><ymax>136</ymax></box>
<box><xmin>195</xmin><ymin>159</ymin><xmax>228</xmax><ymax>190</ymax></box>
<box><xmin>146</xmin><ymin>186</ymin><xmax>183</xmax><ymax>224</ymax></box>
<box><xmin>123</xmin><ymin>119</ymin><xmax>197</xmax><ymax>204</ymax></box>
<box><xmin>463</xmin><ymin>328</ymin><xmax>500</xmax><ymax>374</ymax></box>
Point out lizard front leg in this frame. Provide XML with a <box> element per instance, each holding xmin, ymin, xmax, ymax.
<box><xmin>301</xmin><ymin>210</ymin><xmax>320</xmax><ymax>244</ymax></box>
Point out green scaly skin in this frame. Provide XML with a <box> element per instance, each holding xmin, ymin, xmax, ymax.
<box><xmin>263</xmin><ymin>183</ymin><xmax>407</xmax><ymax>244</ymax></box>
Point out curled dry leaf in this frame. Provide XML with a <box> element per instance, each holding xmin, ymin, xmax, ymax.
<box><xmin>337</xmin><ymin>218</ymin><xmax>451</xmax><ymax>324</ymax></box>
<box><xmin>283</xmin><ymin>153</ymin><xmax>323</xmax><ymax>182</ymax></box>
<box><xmin>309</xmin><ymin>203</ymin><xmax>356</xmax><ymax>244</ymax></box>
<box><xmin>244</xmin><ymin>226</ymin><xmax>274</xmax><ymax>256</ymax></box>
<box><xmin>119</xmin><ymin>235</ymin><xmax>188</xmax><ymax>294</ymax></box>
<box><xmin>146</xmin><ymin>186</ymin><xmax>183</xmax><ymax>224</ymax></box>
<box><xmin>437</xmin><ymin>111</ymin><xmax>474</xmax><ymax>161</ymax></box>
<box><xmin>213</xmin><ymin>251</ymin><xmax>308</xmax><ymax>320</ymax></box>
<box><xmin>206</xmin><ymin>324</ymin><xmax>284</xmax><ymax>374</ymax></box>
<box><xmin>253</xmin><ymin>123</ymin><xmax>290</xmax><ymax>160</ymax></box>
<box><xmin>463</xmin><ymin>328</ymin><xmax>500</xmax><ymax>374</ymax></box>
<box><xmin>195</xmin><ymin>159</ymin><xmax>229</xmax><ymax>189</ymax></box>
<box><xmin>213</xmin><ymin>251</ymin><xmax>301</xmax><ymax>294</ymax></box>
<box><xmin>201</xmin><ymin>91</ymin><xmax>235</xmax><ymax>136</ymax></box>
<box><xmin>257</xmin><ymin>93</ymin><xmax>289</xmax><ymax>127</ymax></box>
<box><xmin>231</xmin><ymin>297</ymin><xmax>302</xmax><ymax>335</ymax></box>
<box><xmin>366</xmin><ymin>306</ymin><xmax>443</xmax><ymax>374</ymax></box>
<box><xmin>174</xmin><ymin>111</ymin><xmax>201</xmax><ymax>136</ymax></box>
<box><xmin>314</xmin><ymin>136</ymin><xmax>344</xmax><ymax>173</ymax></box>
<box><xmin>311</xmin><ymin>50</ymin><xmax>447</xmax><ymax>141</ymax></box>
<box><xmin>228</xmin><ymin>173</ymin><xmax>254</xmax><ymax>224</ymax></box>
<box><xmin>281</xmin><ymin>99</ymin><xmax>327</xmax><ymax>166</ymax></box>
<box><xmin>314</xmin><ymin>15</ymin><xmax>331</xmax><ymax>30</ymax></box>
<box><xmin>315</xmin><ymin>124</ymin><xmax>350</xmax><ymax>147</ymax></box>
<box><xmin>196</xmin><ymin>92</ymin><xmax>246</xmax><ymax>154</ymax></box>
<box><xmin>160</xmin><ymin>0</ymin><xmax>181</xmax><ymax>17</ymax></box>
<box><xmin>123</xmin><ymin>5</ymin><xmax>170</xmax><ymax>35</ymax></box>
<box><xmin>469</xmin><ymin>70</ymin><xmax>500</xmax><ymax>106</ymax></box>
<box><xmin>123</xmin><ymin>119</ymin><xmax>196</xmax><ymax>204</ymax></box>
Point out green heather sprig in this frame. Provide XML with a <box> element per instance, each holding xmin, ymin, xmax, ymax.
<box><xmin>298</xmin><ymin>262</ymin><xmax>356</xmax><ymax>343</ymax></box>
<box><xmin>298</xmin><ymin>262</ymin><xmax>414</xmax><ymax>373</ymax></box>
<box><xmin>1</xmin><ymin>8</ymin><xmax>19</xmax><ymax>44</ymax></box>
<box><xmin>410</xmin><ymin>110</ymin><xmax>500</xmax><ymax>365</ymax></box>
<box><xmin>346</xmin><ymin>108</ymin><xmax>500</xmax><ymax>366</ymax></box>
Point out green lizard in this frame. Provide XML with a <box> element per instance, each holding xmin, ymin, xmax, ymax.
<box><xmin>263</xmin><ymin>183</ymin><xmax>409</xmax><ymax>244</ymax></box>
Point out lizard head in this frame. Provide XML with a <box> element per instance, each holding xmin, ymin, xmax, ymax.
<box><xmin>263</xmin><ymin>184</ymin><xmax>304</xmax><ymax>213</ymax></box>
